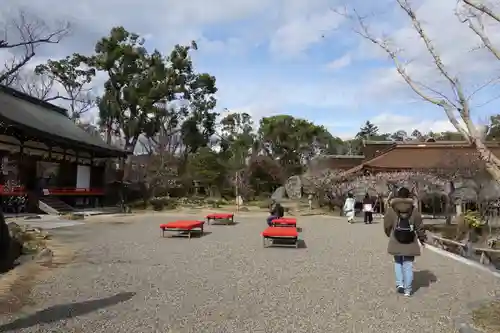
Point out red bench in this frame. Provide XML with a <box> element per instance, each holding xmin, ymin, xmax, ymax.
<box><xmin>262</xmin><ymin>226</ymin><xmax>299</xmax><ymax>248</ymax></box>
<box><xmin>206</xmin><ymin>213</ymin><xmax>234</xmax><ymax>225</ymax></box>
<box><xmin>160</xmin><ymin>220</ymin><xmax>205</xmax><ymax>238</ymax></box>
<box><xmin>271</xmin><ymin>217</ymin><xmax>297</xmax><ymax>227</ymax></box>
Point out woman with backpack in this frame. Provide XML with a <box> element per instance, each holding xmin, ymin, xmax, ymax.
<box><xmin>383</xmin><ymin>187</ymin><xmax>427</xmax><ymax>297</ymax></box>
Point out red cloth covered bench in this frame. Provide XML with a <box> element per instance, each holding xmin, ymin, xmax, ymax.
<box><xmin>206</xmin><ymin>213</ymin><xmax>234</xmax><ymax>225</ymax></box>
<box><xmin>271</xmin><ymin>217</ymin><xmax>297</xmax><ymax>227</ymax></box>
<box><xmin>262</xmin><ymin>226</ymin><xmax>299</xmax><ymax>248</ymax></box>
<box><xmin>160</xmin><ymin>220</ymin><xmax>205</xmax><ymax>238</ymax></box>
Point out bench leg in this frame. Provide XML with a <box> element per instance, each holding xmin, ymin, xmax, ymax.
<box><xmin>263</xmin><ymin>237</ymin><xmax>267</xmax><ymax>248</ymax></box>
<box><xmin>161</xmin><ymin>228</ymin><xmax>165</xmax><ymax>238</ymax></box>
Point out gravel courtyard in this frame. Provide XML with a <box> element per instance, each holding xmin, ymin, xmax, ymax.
<box><xmin>0</xmin><ymin>213</ymin><xmax>499</xmax><ymax>333</ymax></box>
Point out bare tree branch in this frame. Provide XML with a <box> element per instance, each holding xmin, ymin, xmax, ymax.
<box><xmin>11</xmin><ymin>70</ymin><xmax>54</xmax><ymax>99</ymax></box>
<box><xmin>396</xmin><ymin>0</ymin><xmax>471</xmax><ymax>120</ymax></box>
<box><xmin>0</xmin><ymin>11</ymin><xmax>70</xmax><ymax>85</ymax></box>
<box><xmin>467</xmin><ymin>76</ymin><xmax>500</xmax><ymax>102</ymax></box>
<box><xmin>462</xmin><ymin>0</ymin><xmax>500</xmax><ymax>23</ymax></box>
<box><xmin>345</xmin><ymin>8</ymin><xmax>471</xmax><ymax>140</ymax></box>
<box><xmin>395</xmin><ymin>0</ymin><xmax>500</xmax><ymax>180</ymax></box>
<box><xmin>457</xmin><ymin>2</ymin><xmax>500</xmax><ymax>61</ymax></box>
<box><xmin>337</xmin><ymin>1</ymin><xmax>500</xmax><ymax>181</ymax></box>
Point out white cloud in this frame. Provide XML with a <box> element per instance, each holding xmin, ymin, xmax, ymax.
<box><xmin>370</xmin><ymin>113</ymin><xmax>458</xmax><ymax>134</ymax></box>
<box><xmin>355</xmin><ymin>0</ymin><xmax>500</xmax><ymax>107</ymax></box>
<box><xmin>325</xmin><ymin>53</ymin><xmax>351</xmax><ymax>71</ymax></box>
<box><xmin>0</xmin><ymin>0</ymin><xmax>498</xmax><ymax>141</ymax></box>
<box><xmin>269</xmin><ymin>10</ymin><xmax>344</xmax><ymax>58</ymax></box>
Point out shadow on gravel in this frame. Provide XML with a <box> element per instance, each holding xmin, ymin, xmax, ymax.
<box><xmin>0</xmin><ymin>292</ymin><xmax>135</xmax><ymax>332</ymax></box>
<box><xmin>413</xmin><ymin>270</ymin><xmax>438</xmax><ymax>294</ymax></box>
<box><xmin>209</xmin><ymin>221</ymin><xmax>240</xmax><ymax>226</ymax></box>
<box><xmin>271</xmin><ymin>239</ymin><xmax>307</xmax><ymax>249</ymax></box>
<box><xmin>167</xmin><ymin>231</ymin><xmax>212</xmax><ymax>238</ymax></box>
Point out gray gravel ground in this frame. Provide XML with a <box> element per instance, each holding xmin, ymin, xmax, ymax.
<box><xmin>0</xmin><ymin>214</ymin><xmax>499</xmax><ymax>333</ymax></box>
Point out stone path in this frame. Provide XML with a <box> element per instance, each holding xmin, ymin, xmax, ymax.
<box><xmin>0</xmin><ymin>214</ymin><xmax>498</xmax><ymax>332</ymax></box>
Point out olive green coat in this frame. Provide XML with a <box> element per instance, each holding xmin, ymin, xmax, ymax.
<box><xmin>383</xmin><ymin>198</ymin><xmax>427</xmax><ymax>257</ymax></box>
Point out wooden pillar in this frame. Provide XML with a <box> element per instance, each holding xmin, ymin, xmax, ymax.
<box><xmin>21</xmin><ymin>140</ymin><xmax>38</xmax><ymax>213</ymax></box>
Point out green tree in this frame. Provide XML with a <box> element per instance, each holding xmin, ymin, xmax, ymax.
<box><xmin>35</xmin><ymin>54</ymin><xmax>96</xmax><ymax>120</ymax></box>
<box><xmin>431</xmin><ymin>131</ymin><xmax>464</xmax><ymax>141</ymax></box>
<box><xmin>165</xmin><ymin>44</ymin><xmax>218</xmax><ymax>157</ymax></box>
<box><xmin>219</xmin><ymin>111</ymin><xmax>255</xmax><ymax>168</ymax></box>
<box><xmin>89</xmin><ymin>27</ymin><xmax>168</xmax><ymax>152</ymax></box>
<box><xmin>258</xmin><ymin>115</ymin><xmax>334</xmax><ymax>176</ymax></box>
<box><xmin>186</xmin><ymin>147</ymin><xmax>225</xmax><ymax>196</ymax></box>
<box><xmin>390</xmin><ymin>129</ymin><xmax>409</xmax><ymax>141</ymax></box>
<box><xmin>486</xmin><ymin>115</ymin><xmax>500</xmax><ymax>141</ymax></box>
<box><xmin>356</xmin><ymin>121</ymin><xmax>379</xmax><ymax>139</ymax></box>
<box><xmin>411</xmin><ymin>129</ymin><xmax>424</xmax><ymax>141</ymax></box>
<box><xmin>245</xmin><ymin>155</ymin><xmax>284</xmax><ymax>196</ymax></box>
<box><xmin>342</xmin><ymin>139</ymin><xmax>363</xmax><ymax>155</ymax></box>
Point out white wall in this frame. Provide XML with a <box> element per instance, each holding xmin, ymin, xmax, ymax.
<box><xmin>76</xmin><ymin>165</ymin><xmax>91</xmax><ymax>189</ymax></box>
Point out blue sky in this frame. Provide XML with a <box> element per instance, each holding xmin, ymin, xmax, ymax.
<box><xmin>3</xmin><ymin>0</ymin><xmax>500</xmax><ymax>139</ymax></box>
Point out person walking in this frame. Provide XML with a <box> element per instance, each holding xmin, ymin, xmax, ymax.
<box><xmin>343</xmin><ymin>193</ymin><xmax>356</xmax><ymax>223</ymax></box>
<box><xmin>383</xmin><ymin>187</ymin><xmax>426</xmax><ymax>297</ymax></box>
<box><xmin>363</xmin><ymin>193</ymin><xmax>374</xmax><ymax>224</ymax></box>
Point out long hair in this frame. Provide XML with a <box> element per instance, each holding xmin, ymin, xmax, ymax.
<box><xmin>397</xmin><ymin>187</ymin><xmax>410</xmax><ymax>198</ymax></box>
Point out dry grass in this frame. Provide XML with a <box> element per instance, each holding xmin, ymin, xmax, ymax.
<box><xmin>472</xmin><ymin>299</ymin><xmax>500</xmax><ymax>333</ymax></box>
<box><xmin>0</xmin><ymin>239</ymin><xmax>74</xmax><ymax>314</ymax></box>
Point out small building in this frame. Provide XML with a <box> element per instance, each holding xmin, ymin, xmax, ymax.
<box><xmin>0</xmin><ymin>85</ymin><xmax>127</xmax><ymax>214</ymax></box>
<box><xmin>344</xmin><ymin>140</ymin><xmax>500</xmax><ymax>174</ymax></box>
<box><xmin>340</xmin><ymin>140</ymin><xmax>500</xmax><ymax>216</ymax></box>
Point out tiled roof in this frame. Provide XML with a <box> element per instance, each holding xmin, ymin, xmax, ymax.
<box><xmin>311</xmin><ymin>155</ymin><xmax>365</xmax><ymax>170</ymax></box>
<box><xmin>344</xmin><ymin>142</ymin><xmax>500</xmax><ymax>175</ymax></box>
<box><xmin>0</xmin><ymin>85</ymin><xmax>125</xmax><ymax>157</ymax></box>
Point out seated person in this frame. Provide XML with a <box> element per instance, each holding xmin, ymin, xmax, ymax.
<box><xmin>267</xmin><ymin>200</ymin><xmax>284</xmax><ymax>226</ymax></box>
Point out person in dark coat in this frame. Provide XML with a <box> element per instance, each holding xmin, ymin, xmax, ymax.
<box><xmin>267</xmin><ymin>199</ymin><xmax>284</xmax><ymax>226</ymax></box>
<box><xmin>383</xmin><ymin>187</ymin><xmax>426</xmax><ymax>296</ymax></box>
<box><xmin>362</xmin><ymin>193</ymin><xmax>374</xmax><ymax>224</ymax></box>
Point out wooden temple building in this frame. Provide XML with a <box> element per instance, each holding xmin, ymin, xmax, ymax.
<box><xmin>318</xmin><ymin>139</ymin><xmax>500</xmax><ymax>174</ymax></box>
<box><xmin>0</xmin><ymin>85</ymin><xmax>126</xmax><ymax>214</ymax></box>
<box><xmin>314</xmin><ymin>139</ymin><xmax>500</xmax><ymax>216</ymax></box>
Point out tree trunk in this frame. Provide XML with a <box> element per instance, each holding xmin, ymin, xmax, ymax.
<box><xmin>472</xmin><ymin>138</ymin><xmax>500</xmax><ymax>180</ymax></box>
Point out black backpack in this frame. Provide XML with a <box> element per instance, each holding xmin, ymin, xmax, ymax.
<box><xmin>393</xmin><ymin>210</ymin><xmax>415</xmax><ymax>244</ymax></box>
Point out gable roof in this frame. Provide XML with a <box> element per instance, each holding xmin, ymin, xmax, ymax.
<box><xmin>310</xmin><ymin>154</ymin><xmax>365</xmax><ymax>171</ymax></box>
<box><xmin>343</xmin><ymin>141</ymin><xmax>500</xmax><ymax>175</ymax></box>
<box><xmin>0</xmin><ymin>85</ymin><xmax>125</xmax><ymax>157</ymax></box>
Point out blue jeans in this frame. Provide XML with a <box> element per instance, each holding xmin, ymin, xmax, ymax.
<box><xmin>267</xmin><ymin>215</ymin><xmax>279</xmax><ymax>226</ymax></box>
<box><xmin>394</xmin><ymin>255</ymin><xmax>414</xmax><ymax>293</ymax></box>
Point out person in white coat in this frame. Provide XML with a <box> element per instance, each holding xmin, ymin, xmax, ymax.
<box><xmin>343</xmin><ymin>193</ymin><xmax>356</xmax><ymax>223</ymax></box>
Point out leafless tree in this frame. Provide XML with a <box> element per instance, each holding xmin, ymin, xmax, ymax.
<box><xmin>0</xmin><ymin>10</ymin><xmax>70</xmax><ymax>86</ymax></box>
<box><xmin>131</xmin><ymin>107</ymin><xmax>186</xmax><ymax>199</ymax></box>
<box><xmin>10</xmin><ymin>70</ymin><xmax>54</xmax><ymax>99</ymax></box>
<box><xmin>338</xmin><ymin>0</ymin><xmax>500</xmax><ymax>180</ymax></box>
<box><xmin>457</xmin><ymin>0</ymin><xmax>500</xmax><ymax>60</ymax></box>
